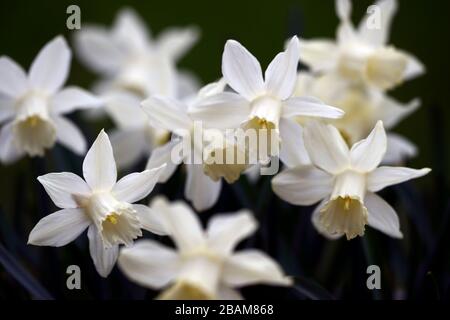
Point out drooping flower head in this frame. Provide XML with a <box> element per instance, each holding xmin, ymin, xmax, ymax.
<box><xmin>272</xmin><ymin>120</ymin><xmax>430</xmax><ymax>240</ymax></box>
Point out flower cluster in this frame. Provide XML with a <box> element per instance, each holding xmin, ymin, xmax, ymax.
<box><xmin>0</xmin><ymin>0</ymin><xmax>431</xmax><ymax>300</ymax></box>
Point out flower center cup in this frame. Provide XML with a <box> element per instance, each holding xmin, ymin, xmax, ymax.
<box><xmin>319</xmin><ymin>170</ymin><xmax>369</xmax><ymax>240</ymax></box>
<box><xmin>86</xmin><ymin>192</ymin><xmax>142</xmax><ymax>248</ymax></box>
<box><xmin>13</xmin><ymin>93</ymin><xmax>56</xmax><ymax>156</ymax></box>
<box><xmin>160</xmin><ymin>248</ymin><xmax>223</xmax><ymax>300</ymax></box>
<box><xmin>365</xmin><ymin>47</ymin><xmax>407</xmax><ymax>90</ymax></box>
<box><xmin>243</xmin><ymin>95</ymin><xmax>282</xmax><ymax>162</ymax></box>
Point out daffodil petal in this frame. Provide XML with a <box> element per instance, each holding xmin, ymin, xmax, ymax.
<box><xmin>118</xmin><ymin>240</ymin><xmax>180</xmax><ymax>288</ymax></box>
<box><xmin>298</xmin><ymin>39</ymin><xmax>338</xmax><ymax>72</ymax></box>
<box><xmin>37</xmin><ymin>172</ymin><xmax>91</xmax><ymax>208</ymax></box>
<box><xmin>53</xmin><ymin>116</ymin><xmax>87</xmax><ymax>155</ymax></box>
<box><xmin>365</xmin><ymin>192</ymin><xmax>403</xmax><ymax>238</ymax></box>
<box><xmin>185</xmin><ymin>164</ymin><xmax>222</xmax><ymax>212</ymax></box>
<box><xmin>112</xmin><ymin>165</ymin><xmax>166</xmax><ymax>203</ymax></box>
<box><xmin>189</xmin><ymin>92</ymin><xmax>250</xmax><ymax>129</ymax></box>
<box><xmin>283</xmin><ymin>96</ymin><xmax>344</xmax><ymax>119</ymax></box>
<box><xmin>154</xmin><ymin>196</ymin><xmax>206</xmax><ymax>251</ymax></box>
<box><xmin>52</xmin><ymin>86</ymin><xmax>103</xmax><ymax>115</ymax></box>
<box><xmin>0</xmin><ymin>122</ymin><xmax>24</xmax><ymax>164</ymax></box>
<box><xmin>367</xmin><ymin>166</ymin><xmax>431</xmax><ymax>192</ymax></box>
<box><xmin>383</xmin><ymin>133</ymin><xmax>417</xmax><ymax>164</ymax></box>
<box><xmin>83</xmin><ymin>130</ymin><xmax>117</xmax><ymax>192</ymax></box>
<box><xmin>146</xmin><ymin>140</ymin><xmax>181</xmax><ymax>183</ymax></box>
<box><xmin>112</xmin><ymin>8</ymin><xmax>149</xmax><ymax>53</ymax></box>
<box><xmin>74</xmin><ymin>26</ymin><xmax>126</xmax><ymax>74</ymax></box>
<box><xmin>141</xmin><ymin>95</ymin><xmax>192</xmax><ymax>134</ymax></box>
<box><xmin>350</xmin><ymin>121</ymin><xmax>387</xmax><ymax>172</ymax></box>
<box><xmin>0</xmin><ymin>56</ymin><xmax>28</xmax><ymax>97</ymax></box>
<box><xmin>303</xmin><ymin>121</ymin><xmax>349</xmax><ymax>174</ymax></box>
<box><xmin>206</xmin><ymin>210</ymin><xmax>257</xmax><ymax>254</ymax></box>
<box><xmin>223</xmin><ymin>250</ymin><xmax>292</xmax><ymax>287</ymax></box>
<box><xmin>29</xmin><ymin>36</ymin><xmax>71</xmax><ymax>94</ymax></box>
<box><xmin>110</xmin><ymin>128</ymin><xmax>148</xmax><ymax>169</ymax></box>
<box><xmin>87</xmin><ymin>225</ymin><xmax>119</xmax><ymax>278</ymax></box>
<box><xmin>279</xmin><ymin>118</ymin><xmax>310</xmax><ymax>168</ymax></box>
<box><xmin>222</xmin><ymin>40</ymin><xmax>264</xmax><ymax>100</ymax></box>
<box><xmin>28</xmin><ymin>208</ymin><xmax>90</xmax><ymax>247</ymax></box>
<box><xmin>156</xmin><ymin>26</ymin><xmax>200</xmax><ymax>62</ymax></box>
<box><xmin>272</xmin><ymin>166</ymin><xmax>333</xmax><ymax>206</ymax></box>
<box><xmin>133</xmin><ymin>204</ymin><xmax>168</xmax><ymax>235</ymax></box>
<box><xmin>311</xmin><ymin>200</ymin><xmax>343</xmax><ymax>240</ymax></box>
<box><xmin>264</xmin><ymin>36</ymin><xmax>300</xmax><ymax>100</ymax></box>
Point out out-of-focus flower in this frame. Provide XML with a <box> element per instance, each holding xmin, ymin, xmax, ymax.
<box><xmin>75</xmin><ymin>8</ymin><xmax>199</xmax><ymax>98</ymax></box>
<box><xmin>75</xmin><ymin>8</ymin><xmax>200</xmax><ymax>169</ymax></box>
<box><xmin>294</xmin><ymin>72</ymin><xmax>420</xmax><ymax>163</ymax></box>
<box><xmin>0</xmin><ymin>36</ymin><xmax>102</xmax><ymax>163</ymax></box>
<box><xmin>118</xmin><ymin>197</ymin><xmax>291</xmax><ymax>300</ymax></box>
<box><xmin>28</xmin><ymin>130</ymin><xmax>167</xmax><ymax>277</ymax></box>
<box><xmin>272</xmin><ymin>121</ymin><xmax>430</xmax><ymax>240</ymax></box>
<box><xmin>141</xmin><ymin>80</ymin><xmax>226</xmax><ymax>211</ymax></box>
<box><xmin>105</xmin><ymin>90</ymin><xmax>172</xmax><ymax>169</ymax></box>
<box><xmin>299</xmin><ymin>0</ymin><xmax>424</xmax><ymax>90</ymax></box>
<box><xmin>189</xmin><ymin>36</ymin><xmax>344</xmax><ymax>163</ymax></box>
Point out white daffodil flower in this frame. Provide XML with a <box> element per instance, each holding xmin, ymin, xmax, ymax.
<box><xmin>75</xmin><ymin>7</ymin><xmax>199</xmax><ymax>98</ymax></box>
<box><xmin>75</xmin><ymin>8</ymin><xmax>200</xmax><ymax>169</ymax></box>
<box><xmin>118</xmin><ymin>197</ymin><xmax>291</xmax><ymax>300</ymax></box>
<box><xmin>0</xmin><ymin>36</ymin><xmax>102</xmax><ymax>163</ymax></box>
<box><xmin>28</xmin><ymin>130</ymin><xmax>167</xmax><ymax>277</ymax></box>
<box><xmin>294</xmin><ymin>71</ymin><xmax>420</xmax><ymax>163</ymax></box>
<box><xmin>299</xmin><ymin>0</ymin><xmax>424</xmax><ymax>90</ymax></box>
<box><xmin>272</xmin><ymin>121</ymin><xmax>430</xmax><ymax>240</ymax></box>
<box><xmin>189</xmin><ymin>36</ymin><xmax>344</xmax><ymax>162</ymax></box>
<box><xmin>141</xmin><ymin>80</ymin><xmax>227</xmax><ymax>211</ymax></box>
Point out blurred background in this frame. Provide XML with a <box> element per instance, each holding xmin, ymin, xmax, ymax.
<box><xmin>0</xmin><ymin>0</ymin><xmax>449</xmax><ymax>299</ymax></box>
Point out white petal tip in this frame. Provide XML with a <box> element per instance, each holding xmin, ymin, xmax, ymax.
<box><xmin>375</xmin><ymin>120</ymin><xmax>384</xmax><ymax>129</ymax></box>
<box><xmin>224</xmin><ymin>39</ymin><xmax>241</xmax><ymax>50</ymax></box>
<box><xmin>288</xmin><ymin>36</ymin><xmax>300</xmax><ymax>46</ymax></box>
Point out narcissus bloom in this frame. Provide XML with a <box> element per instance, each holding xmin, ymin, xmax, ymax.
<box><xmin>75</xmin><ymin>8</ymin><xmax>200</xmax><ymax>168</ymax></box>
<box><xmin>0</xmin><ymin>36</ymin><xmax>102</xmax><ymax>163</ymax></box>
<box><xmin>299</xmin><ymin>0</ymin><xmax>424</xmax><ymax>90</ymax></box>
<box><xmin>272</xmin><ymin>121</ymin><xmax>430</xmax><ymax>240</ymax></box>
<box><xmin>189</xmin><ymin>36</ymin><xmax>344</xmax><ymax>161</ymax></box>
<box><xmin>118</xmin><ymin>197</ymin><xmax>291</xmax><ymax>300</ymax></box>
<box><xmin>28</xmin><ymin>130</ymin><xmax>167</xmax><ymax>277</ymax></box>
<box><xmin>75</xmin><ymin>7</ymin><xmax>199</xmax><ymax>98</ymax></box>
